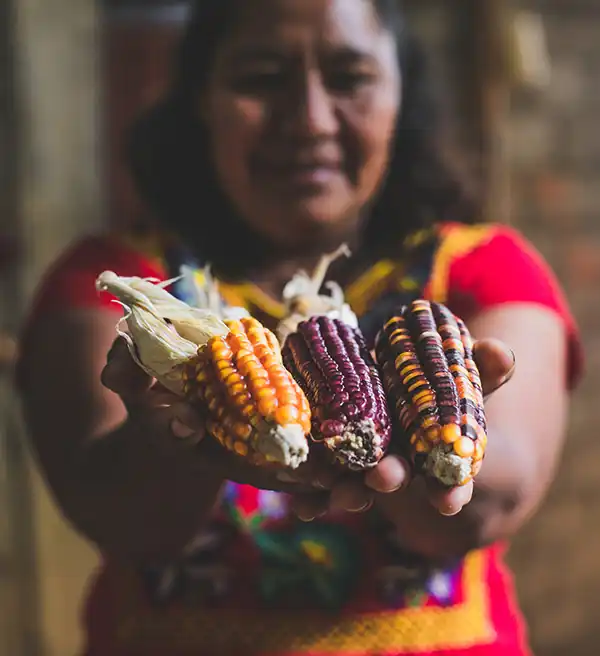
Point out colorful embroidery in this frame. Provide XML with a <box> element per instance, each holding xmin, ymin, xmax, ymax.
<box><xmin>255</xmin><ymin>521</ymin><xmax>362</xmax><ymax>610</ymax></box>
<box><xmin>117</xmin><ymin>551</ymin><xmax>496</xmax><ymax>653</ymax></box>
<box><xmin>224</xmin><ymin>483</ymin><xmax>290</xmax><ymax>529</ymax></box>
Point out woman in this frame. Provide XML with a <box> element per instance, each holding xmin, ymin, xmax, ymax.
<box><xmin>18</xmin><ymin>0</ymin><xmax>581</xmax><ymax>654</ymax></box>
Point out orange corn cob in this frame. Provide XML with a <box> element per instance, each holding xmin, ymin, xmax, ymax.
<box><xmin>183</xmin><ymin>317</ymin><xmax>312</xmax><ymax>468</ymax></box>
<box><xmin>375</xmin><ymin>300</ymin><xmax>487</xmax><ymax>487</ymax></box>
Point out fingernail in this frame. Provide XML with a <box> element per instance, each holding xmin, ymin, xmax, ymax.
<box><xmin>276</xmin><ymin>472</ymin><xmax>298</xmax><ymax>484</ymax></box>
<box><xmin>369</xmin><ymin>477</ymin><xmax>407</xmax><ymax>495</ymax></box>
<box><xmin>348</xmin><ymin>499</ymin><xmax>373</xmax><ymax>514</ymax></box>
<box><xmin>171</xmin><ymin>418</ymin><xmax>196</xmax><ymax>439</ymax></box>
<box><xmin>384</xmin><ymin>482</ymin><xmax>405</xmax><ymax>494</ymax></box>
<box><xmin>499</xmin><ymin>349</ymin><xmax>516</xmax><ymax>382</ymax></box>
<box><xmin>439</xmin><ymin>506</ymin><xmax>461</xmax><ymax>517</ymax></box>
<box><xmin>298</xmin><ymin>514</ymin><xmax>315</xmax><ymax>523</ymax></box>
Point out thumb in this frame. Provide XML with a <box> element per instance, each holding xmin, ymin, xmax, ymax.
<box><xmin>473</xmin><ymin>338</ymin><xmax>515</xmax><ymax>397</ymax></box>
<box><xmin>169</xmin><ymin>401</ymin><xmax>207</xmax><ymax>443</ymax></box>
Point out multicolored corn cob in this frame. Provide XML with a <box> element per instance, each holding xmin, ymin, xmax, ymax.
<box><xmin>184</xmin><ymin>317</ymin><xmax>311</xmax><ymax>468</ymax></box>
<box><xmin>282</xmin><ymin>316</ymin><xmax>391</xmax><ymax>470</ymax></box>
<box><xmin>375</xmin><ymin>299</ymin><xmax>487</xmax><ymax>487</ymax></box>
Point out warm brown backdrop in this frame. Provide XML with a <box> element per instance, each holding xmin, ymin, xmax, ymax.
<box><xmin>505</xmin><ymin>3</ymin><xmax>600</xmax><ymax>655</ymax></box>
<box><xmin>2</xmin><ymin>2</ymin><xmax>600</xmax><ymax>655</ymax></box>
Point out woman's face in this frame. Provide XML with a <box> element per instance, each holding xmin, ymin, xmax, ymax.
<box><xmin>201</xmin><ymin>0</ymin><xmax>401</xmax><ymax>250</ymax></box>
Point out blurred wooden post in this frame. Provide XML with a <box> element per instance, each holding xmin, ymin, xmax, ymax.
<box><xmin>0</xmin><ymin>0</ymin><xmax>32</xmax><ymax>653</ymax></box>
<box><xmin>7</xmin><ymin>1</ymin><xmax>187</xmax><ymax>653</ymax></box>
<box><xmin>472</xmin><ymin>0</ymin><xmax>513</xmax><ymax>223</ymax></box>
<box><xmin>10</xmin><ymin>0</ymin><xmax>105</xmax><ymax>653</ymax></box>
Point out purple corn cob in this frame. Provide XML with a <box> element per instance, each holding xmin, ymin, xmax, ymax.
<box><xmin>375</xmin><ymin>299</ymin><xmax>488</xmax><ymax>487</ymax></box>
<box><xmin>282</xmin><ymin>316</ymin><xmax>391</xmax><ymax>470</ymax></box>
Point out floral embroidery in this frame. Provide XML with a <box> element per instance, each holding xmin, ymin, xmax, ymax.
<box><xmin>257</xmin><ymin>489</ymin><xmax>289</xmax><ymax>521</ymax></box>
<box><xmin>254</xmin><ymin>521</ymin><xmax>362</xmax><ymax>611</ymax></box>
<box><xmin>223</xmin><ymin>482</ymin><xmax>290</xmax><ymax>530</ymax></box>
<box><xmin>375</xmin><ymin>524</ymin><xmax>462</xmax><ymax>609</ymax></box>
<box><xmin>427</xmin><ymin>569</ymin><xmax>459</xmax><ymax>605</ymax></box>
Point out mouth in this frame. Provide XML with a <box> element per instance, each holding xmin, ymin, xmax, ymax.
<box><xmin>256</xmin><ymin>156</ymin><xmax>345</xmax><ymax>189</ymax></box>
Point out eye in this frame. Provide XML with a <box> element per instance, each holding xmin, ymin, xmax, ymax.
<box><xmin>326</xmin><ymin>69</ymin><xmax>377</xmax><ymax>94</ymax></box>
<box><xmin>229</xmin><ymin>68</ymin><xmax>287</xmax><ymax>94</ymax></box>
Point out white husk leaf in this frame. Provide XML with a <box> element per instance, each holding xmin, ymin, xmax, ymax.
<box><xmin>96</xmin><ymin>270</ymin><xmax>229</xmax><ymax>395</ymax></box>
<box><xmin>277</xmin><ymin>244</ymin><xmax>358</xmax><ymax>342</ymax></box>
<box><xmin>181</xmin><ymin>264</ymin><xmax>251</xmax><ymax>321</ymax></box>
<box><xmin>100</xmin><ymin>270</ymin><xmax>231</xmax><ymax>345</ymax></box>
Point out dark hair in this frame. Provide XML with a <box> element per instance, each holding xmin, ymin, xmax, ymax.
<box><xmin>128</xmin><ymin>0</ymin><xmax>479</xmax><ymax>278</ymax></box>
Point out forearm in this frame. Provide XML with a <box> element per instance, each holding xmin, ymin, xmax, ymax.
<box><xmin>374</xmin><ymin>428</ymin><xmax>537</xmax><ymax>563</ymax></box>
<box><xmin>45</xmin><ymin>419</ymin><xmax>224</xmax><ymax>564</ymax></box>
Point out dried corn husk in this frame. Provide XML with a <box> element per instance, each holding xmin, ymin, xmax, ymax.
<box><xmin>96</xmin><ymin>270</ymin><xmax>229</xmax><ymax>395</ymax></box>
<box><xmin>180</xmin><ymin>264</ymin><xmax>250</xmax><ymax>321</ymax></box>
<box><xmin>276</xmin><ymin>244</ymin><xmax>358</xmax><ymax>343</ymax></box>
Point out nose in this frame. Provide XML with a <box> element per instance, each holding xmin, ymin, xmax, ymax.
<box><xmin>282</xmin><ymin>71</ymin><xmax>339</xmax><ymax>138</ymax></box>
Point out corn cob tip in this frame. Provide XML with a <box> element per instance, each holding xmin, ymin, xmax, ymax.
<box><xmin>323</xmin><ymin>418</ymin><xmax>386</xmax><ymax>470</ymax></box>
<box><xmin>424</xmin><ymin>444</ymin><xmax>473</xmax><ymax>487</ymax></box>
<box><xmin>254</xmin><ymin>421</ymin><xmax>309</xmax><ymax>469</ymax></box>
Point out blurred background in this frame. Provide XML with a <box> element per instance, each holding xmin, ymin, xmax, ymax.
<box><xmin>0</xmin><ymin>0</ymin><xmax>598</xmax><ymax>654</ymax></box>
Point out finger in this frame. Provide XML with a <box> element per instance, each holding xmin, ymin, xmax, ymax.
<box><xmin>168</xmin><ymin>402</ymin><xmax>207</xmax><ymax>442</ymax></box>
<box><xmin>364</xmin><ymin>455</ymin><xmax>411</xmax><ymax>494</ymax></box>
<box><xmin>329</xmin><ymin>479</ymin><xmax>373</xmax><ymax>513</ymax></box>
<box><xmin>106</xmin><ymin>336</ymin><xmax>126</xmax><ymax>363</ymax></box>
<box><xmin>289</xmin><ymin>492</ymin><xmax>330</xmax><ymax>522</ymax></box>
<box><xmin>279</xmin><ymin>456</ymin><xmax>321</xmax><ymax>486</ymax></box>
<box><xmin>314</xmin><ymin>465</ymin><xmax>343</xmax><ymax>490</ymax></box>
<box><xmin>473</xmin><ymin>339</ymin><xmax>515</xmax><ymax>397</ymax></box>
<box><xmin>276</xmin><ymin>450</ymin><xmax>341</xmax><ymax>489</ymax></box>
<box><xmin>304</xmin><ymin>457</ymin><xmax>344</xmax><ymax>490</ymax></box>
<box><xmin>145</xmin><ymin>381</ymin><xmax>193</xmax><ymax>409</ymax></box>
<box><xmin>101</xmin><ymin>338</ymin><xmax>152</xmax><ymax>398</ymax></box>
<box><xmin>426</xmin><ymin>478</ymin><xmax>474</xmax><ymax>516</ymax></box>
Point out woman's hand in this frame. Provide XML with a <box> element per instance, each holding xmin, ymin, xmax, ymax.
<box><xmin>101</xmin><ymin>337</ymin><xmax>319</xmax><ymax>494</ymax></box>
<box><xmin>101</xmin><ymin>336</ymin><xmax>207</xmax><ymax>444</ymax></box>
<box><xmin>288</xmin><ymin>338</ymin><xmax>516</xmax><ymax>520</ymax></box>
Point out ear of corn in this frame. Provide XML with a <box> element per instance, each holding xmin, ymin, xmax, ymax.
<box><xmin>375</xmin><ymin>299</ymin><xmax>487</xmax><ymax>487</ymax></box>
<box><xmin>278</xmin><ymin>249</ymin><xmax>390</xmax><ymax>470</ymax></box>
<box><xmin>184</xmin><ymin>317</ymin><xmax>311</xmax><ymax>468</ymax></box>
<box><xmin>96</xmin><ymin>272</ymin><xmax>311</xmax><ymax>468</ymax></box>
<box><xmin>282</xmin><ymin>316</ymin><xmax>391</xmax><ymax>470</ymax></box>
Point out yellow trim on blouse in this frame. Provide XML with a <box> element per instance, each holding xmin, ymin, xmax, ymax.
<box><xmin>115</xmin><ymin>550</ymin><xmax>495</xmax><ymax>653</ymax></box>
<box><xmin>427</xmin><ymin>225</ymin><xmax>495</xmax><ymax>304</ymax></box>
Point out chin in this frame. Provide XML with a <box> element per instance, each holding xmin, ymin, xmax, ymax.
<box><xmin>275</xmin><ymin>222</ymin><xmax>351</xmax><ymax>256</ymax></box>
<box><xmin>277</xmin><ymin>203</ymin><xmax>358</xmax><ymax>248</ymax></box>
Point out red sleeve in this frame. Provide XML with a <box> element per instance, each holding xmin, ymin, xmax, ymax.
<box><xmin>445</xmin><ymin>225</ymin><xmax>583</xmax><ymax>389</ymax></box>
<box><xmin>27</xmin><ymin>235</ymin><xmax>166</xmax><ymax>321</ymax></box>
